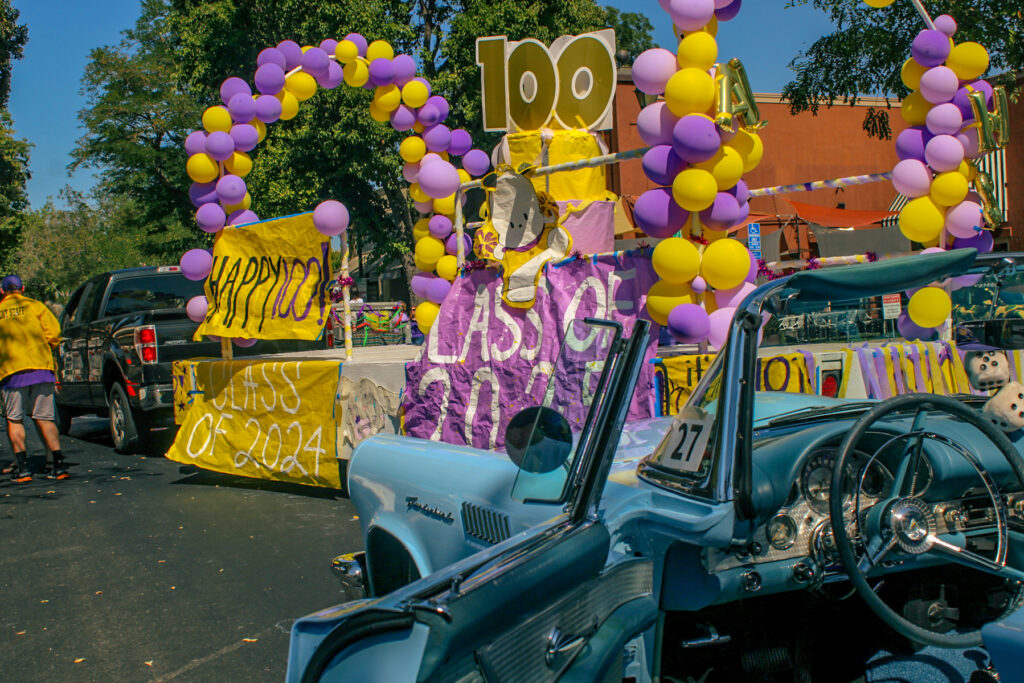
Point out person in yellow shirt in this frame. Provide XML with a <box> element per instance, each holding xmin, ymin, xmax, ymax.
<box><xmin>0</xmin><ymin>275</ymin><xmax>66</xmax><ymax>482</ymax></box>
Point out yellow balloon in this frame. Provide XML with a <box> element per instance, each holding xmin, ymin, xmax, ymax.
<box><xmin>224</xmin><ymin>151</ymin><xmax>252</xmax><ymax>177</ymax></box>
<box><xmin>251</xmin><ymin>118</ymin><xmax>267</xmax><ymax>142</ymax></box>
<box><xmin>664</xmin><ymin>68</ymin><xmax>716</xmax><ymax>117</ymax></box>
<box><xmin>908</xmin><ymin>286</ymin><xmax>951</xmax><ymax>329</ymax></box>
<box><xmin>343</xmin><ymin>60</ymin><xmax>369</xmax><ymax>88</ymax></box>
<box><xmin>186</xmin><ymin>153</ymin><xmax>219</xmax><ymax>183</ymax></box>
<box><xmin>414</xmin><ymin>255</ymin><xmax>435</xmax><ymax>273</ymax></box>
<box><xmin>366</xmin><ymin>40</ymin><xmax>394</xmax><ymax>62</ymax></box>
<box><xmin>652</xmin><ymin>237</ymin><xmax>701</xmax><ymax>284</ymax></box>
<box><xmin>286</xmin><ymin>71</ymin><xmax>317</xmax><ymax>101</ymax></box>
<box><xmin>725</xmin><ymin>129</ymin><xmax>763</xmax><ymax>173</ymax></box>
<box><xmin>402</xmin><ymin>80</ymin><xmax>429</xmax><ymax>108</ymax></box>
<box><xmin>413</xmin><ymin>217</ymin><xmax>431</xmax><ymax>241</ymax></box>
<box><xmin>958</xmin><ymin>160</ymin><xmax>977</xmax><ymax>181</ymax></box>
<box><xmin>898</xmin><ymin>196</ymin><xmax>945</xmax><ymax>243</ymax></box>
<box><xmin>276</xmin><ymin>90</ymin><xmax>299</xmax><ymax>120</ymax></box>
<box><xmin>433</xmin><ymin>194</ymin><xmax>456</xmax><ymax>216</ymax></box>
<box><xmin>413</xmin><ymin>121</ymin><xmax>425</xmax><ymax>134</ymax></box>
<box><xmin>695</xmin><ymin>146</ymin><xmax>744</xmax><ymax>190</ymax></box>
<box><xmin>415</xmin><ymin>301</ymin><xmax>441</xmax><ymax>333</ymax></box>
<box><xmin>900</xmin><ymin>91</ymin><xmax>932</xmax><ymax>126</ymax></box>
<box><xmin>335</xmin><ymin>40</ymin><xmax>359</xmax><ymax>64</ymax></box>
<box><xmin>224</xmin><ymin>192</ymin><xmax>252</xmax><ymax>213</ymax></box>
<box><xmin>436</xmin><ymin>255</ymin><xmax>459</xmax><ymax>281</ymax></box>
<box><xmin>373</xmin><ymin>85</ymin><xmax>402</xmax><ymax>112</ymax></box>
<box><xmin>401</xmin><ymin>136</ymin><xmax>426</xmax><ymax>163</ymax></box>
<box><xmin>678</xmin><ymin>16</ymin><xmax>718</xmax><ymax>38</ymax></box>
<box><xmin>409</xmin><ymin>182</ymin><xmax>429</xmax><ymax>203</ymax></box>
<box><xmin>368</xmin><ymin>102</ymin><xmax>391</xmax><ymax>122</ymax></box>
<box><xmin>415</xmin><ymin>236</ymin><xmax>446</xmax><ymax>266</ymax></box>
<box><xmin>202</xmin><ymin>106</ymin><xmax>232</xmax><ymax>133</ymax></box>
<box><xmin>646</xmin><ymin>280</ymin><xmax>697</xmax><ymax>326</ymax></box>
<box><xmin>700</xmin><ymin>238</ymin><xmax>750</xmax><ymax>290</ymax></box>
<box><xmin>677</xmin><ymin>32</ymin><xmax>717</xmax><ymax>72</ymax></box>
<box><xmin>457</xmin><ymin>169</ymin><xmax>471</xmax><ymax>184</ymax></box>
<box><xmin>704</xmin><ymin>228</ymin><xmax>729</xmax><ymax>243</ymax></box>
<box><xmin>900</xmin><ymin>58</ymin><xmax>927</xmax><ymax>91</ymax></box>
<box><xmin>672</xmin><ymin>168</ymin><xmax>718</xmax><ymax>212</ymax></box>
<box><xmin>930</xmin><ymin>171</ymin><xmax>968</xmax><ymax>207</ymax></box>
<box><xmin>862</xmin><ymin>0</ymin><xmax>896</xmax><ymax>7</ymax></box>
<box><xmin>946</xmin><ymin>42</ymin><xmax>990</xmax><ymax>81</ymax></box>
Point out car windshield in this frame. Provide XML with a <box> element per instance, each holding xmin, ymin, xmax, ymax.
<box><xmin>509</xmin><ymin>318</ymin><xmax>620</xmax><ymax>502</ymax></box>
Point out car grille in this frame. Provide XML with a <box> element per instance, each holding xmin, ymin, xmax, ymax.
<box><xmin>461</xmin><ymin>502</ymin><xmax>511</xmax><ymax>545</ymax></box>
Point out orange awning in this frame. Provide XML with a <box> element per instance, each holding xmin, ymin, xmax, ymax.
<box><xmin>781</xmin><ymin>198</ymin><xmax>897</xmax><ymax>229</ymax></box>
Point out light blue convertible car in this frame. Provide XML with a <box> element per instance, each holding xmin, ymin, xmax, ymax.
<box><xmin>288</xmin><ymin>248</ymin><xmax>1024</xmax><ymax>682</ymax></box>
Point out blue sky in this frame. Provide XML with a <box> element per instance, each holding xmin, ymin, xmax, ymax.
<box><xmin>8</xmin><ymin>0</ymin><xmax>836</xmax><ymax>209</ymax></box>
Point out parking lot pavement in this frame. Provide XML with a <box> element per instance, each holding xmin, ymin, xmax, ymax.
<box><xmin>0</xmin><ymin>417</ymin><xmax>361</xmax><ymax>682</ymax></box>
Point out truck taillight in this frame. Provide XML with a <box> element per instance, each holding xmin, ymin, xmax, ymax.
<box><xmin>134</xmin><ymin>325</ymin><xmax>158</xmax><ymax>365</ymax></box>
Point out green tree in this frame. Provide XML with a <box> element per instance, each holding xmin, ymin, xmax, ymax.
<box><xmin>0</xmin><ymin>0</ymin><xmax>27</xmax><ymax>107</ymax></box>
<box><xmin>782</xmin><ymin>0</ymin><xmax>1024</xmax><ymax>139</ymax></box>
<box><xmin>603</xmin><ymin>6</ymin><xmax>655</xmax><ymax>64</ymax></box>
<box><xmin>0</xmin><ymin>1</ymin><xmax>29</xmax><ymax>268</ymax></box>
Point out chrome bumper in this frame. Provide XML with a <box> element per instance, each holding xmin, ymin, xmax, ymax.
<box><xmin>331</xmin><ymin>552</ymin><xmax>367</xmax><ymax>595</ymax></box>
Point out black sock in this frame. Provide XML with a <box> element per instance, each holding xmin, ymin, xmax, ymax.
<box><xmin>14</xmin><ymin>451</ymin><xmax>27</xmax><ymax>470</ymax></box>
<box><xmin>52</xmin><ymin>450</ymin><xmax>64</xmax><ymax>467</ymax></box>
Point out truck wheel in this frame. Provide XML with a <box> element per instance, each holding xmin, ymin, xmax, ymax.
<box><xmin>56</xmin><ymin>404</ymin><xmax>74</xmax><ymax>435</ymax></box>
<box><xmin>109</xmin><ymin>383</ymin><xmax>142</xmax><ymax>454</ymax></box>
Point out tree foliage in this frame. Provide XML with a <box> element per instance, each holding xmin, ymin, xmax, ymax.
<box><xmin>782</xmin><ymin>0</ymin><xmax>1024</xmax><ymax>139</ymax></box>
<box><xmin>0</xmin><ymin>0</ymin><xmax>27</xmax><ymax>108</ymax></box>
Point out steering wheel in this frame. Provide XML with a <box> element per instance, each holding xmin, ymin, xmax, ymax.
<box><xmin>830</xmin><ymin>392</ymin><xmax>1024</xmax><ymax>648</ymax></box>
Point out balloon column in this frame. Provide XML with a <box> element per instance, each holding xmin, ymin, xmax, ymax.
<box><xmin>631</xmin><ymin>0</ymin><xmax>762</xmax><ymax>348</ymax></box>
<box><xmin>879</xmin><ymin>4</ymin><xmax>1006</xmax><ymax>334</ymax></box>
<box><xmin>180</xmin><ymin>36</ymin><xmax>491</xmax><ymax>338</ymax></box>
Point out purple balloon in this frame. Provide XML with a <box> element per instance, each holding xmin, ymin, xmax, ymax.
<box><xmin>632</xmin><ymin>48</ymin><xmax>678</xmax><ymax>95</ymax></box>
<box><xmin>417</xmin><ymin>103</ymin><xmax>442</xmax><ymax>127</ymax></box>
<box><xmin>897</xmin><ymin>310</ymin><xmax>938</xmax><ymax>341</ymax></box>
<box><xmin>895</xmin><ymin>126</ymin><xmax>932</xmax><ymax>163</ymax></box>
<box><xmin>343</xmin><ymin>33</ymin><xmax>367</xmax><ymax>56</ymax></box>
<box><xmin>448</xmin><ymin>129</ymin><xmax>472</xmax><ymax>157</ymax></box>
<box><xmin>715</xmin><ymin>0</ymin><xmax>742</xmax><ymax>22</ymax></box>
<box><xmin>463</xmin><ymin>149</ymin><xmax>490</xmax><ymax>177</ymax></box>
<box><xmin>428</xmin><ymin>214</ymin><xmax>453</xmax><ymax>239</ymax></box>
<box><xmin>925</xmin><ymin>134</ymin><xmax>965</xmax><ymax>172</ymax></box>
<box><xmin>728</xmin><ymin>179</ymin><xmax>750</xmax><ymax>205</ymax></box>
<box><xmin>302</xmin><ymin>47</ymin><xmax>330</xmax><ymax>74</ymax></box>
<box><xmin>316</xmin><ymin>61</ymin><xmax>344</xmax><ymax>90</ymax></box>
<box><xmin>699</xmin><ymin>192</ymin><xmax>743</xmax><ymax>231</ymax></box>
<box><xmin>254</xmin><ymin>63</ymin><xmax>286</xmax><ymax>95</ymax></box>
<box><xmin>320</xmin><ymin>39</ymin><xmax>338</xmax><ymax>53</ymax></box>
<box><xmin>425</xmin><ymin>96</ymin><xmax>449</xmax><ymax>122</ymax></box>
<box><xmin>911</xmin><ymin>29</ymin><xmax>951</xmax><ymax>68</ymax></box>
<box><xmin>953</xmin><ymin>80</ymin><xmax>993</xmax><ymax>119</ymax></box>
<box><xmin>445</xmin><ymin>233</ymin><xmax>472</xmax><ymax>256</ymax></box>
<box><xmin>418</xmin><ymin>160</ymin><xmax>460</xmax><ymax>199</ymax></box>
<box><xmin>276</xmin><ymin>40</ymin><xmax>303</xmax><ymax>69</ymax></box>
<box><xmin>189</xmin><ymin>182</ymin><xmax>219</xmax><ymax>207</ymax></box>
<box><xmin>254</xmin><ymin>95</ymin><xmax>282</xmax><ymax>124</ymax></box>
<box><xmin>392</xmin><ymin>54</ymin><xmax>417</xmax><ymax>86</ymax></box>
<box><xmin>233</xmin><ymin>337</ymin><xmax>258</xmax><ymax>348</ymax></box>
<box><xmin>956</xmin><ymin>229</ymin><xmax>994</xmax><ymax>253</ymax></box>
<box><xmin>672</xmin><ymin>114</ymin><xmax>720</xmax><ymax>163</ymax></box>
<box><xmin>669</xmin><ymin>0</ymin><xmax>715</xmax><ymax>30</ymax></box>
<box><xmin>891</xmin><ymin>159</ymin><xmax>933</xmax><ymax>198</ymax></box>
<box><xmin>637</xmin><ymin>102</ymin><xmax>679</xmax><ymax>147</ymax></box>
<box><xmin>184</xmin><ymin>131</ymin><xmax>207</xmax><ymax>157</ymax></box>
<box><xmin>410</xmin><ymin>272</ymin><xmax>438</xmax><ymax>298</ymax></box>
<box><xmin>945</xmin><ymin>200</ymin><xmax>983</xmax><ymax>239</ymax></box>
<box><xmin>227</xmin><ymin>93</ymin><xmax>256</xmax><ymax>123</ymax></box>
<box><xmin>180</xmin><ymin>248</ymin><xmax>213</xmax><ymax>281</ymax></box>
<box><xmin>925</xmin><ymin>102</ymin><xmax>963</xmax><ymax>136</ymax></box>
<box><xmin>186</xmin><ymin>296</ymin><xmax>208</xmax><ymax>323</ymax></box>
<box><xmin>368</xmin><ymin>58</ymin><xmax>396</xmax><ymax>86</ymax></box>
<box><xmin>423</xmin><ymin>124</ymin><xmax>452</xmax><ymax>153</ymax></box>
<box><xmin>667</xmin><ymin>303</ymin><xmax>710</xmax><ymax>344</ymax></box>
<box><xmin>256</xmin><ymin>47</ymin><xmax>286</xmax><ymax>70</ymax></box>
<box><xmin>735</xmin><ymin>200</ymin><xmax>750</xmax><ymax>226</ymax></box>
<box><xmin>425</xmin><ymin>278</ymin><xmax>451</xmax><ymax>304</ymax></box>
<box><xmin>715</xmin><ymin>281</ymin><xmax>756</xmax><ymax>309</ymax></box>
<box><xmin>402</xmin><ymin>162</ymin><xmax>420</xmax><ymax>183</ymax></box>
<box><xmin>390</xmin><ymin>104</ymin><xmax>417</xmax><ymax>131</ymax></box>
<box><xmin>219</xmin><ymin>77</ymin><xmax>251</xmax><ymax>107</ymax></box>
<box><xmin>957</xmin><ymin>126</ymin><xmax>981</xmax><ymax>160</ymax></box>
<box><xmin>919</xmin><ymin>66</ymin><xmax>958</xmax><ymax>104</ymax></box>
<box><xmin>642</xmin><ymin>145</ymin><xmax>685</xmax><ymax>187</ymax></box>
<box><xmin>707</xmin><ymin>307</ymin><xmax>736</xmax><ymax>350</ymax></box>
<box><xmin>313</xmin><ymin>200</ymin><xmax>349</xmax><ymax>236</ymax></box>
<box><xmin>634</xmin><ymin>188</ymin><xmax>687</xmax><ymax>238</ymax></box>
<box><xmin>205</xmin><ymin>131</ymin><xmax>235</xmax><ymax>161</ymax></box>
<box><xmin>934</xmin><ymin>14</ymin><xmax>957</xmax><ymax>37</ymax></box>
<box><xmin>414</xmin><ymin>199</ymin><xmax>434</xmax><ymax>214</ymax></box>
<box><xmin>196</xmin><ymin>203</ymin><xmax>226</xmax><ymax>233</ymax></box>
<box><xmin>216</xmin><ymin>175</ymin><xmax>247</xmax><ymax>204</ymax></box>
<box><xmin>745</xmin><ymin>251</ymin><xmax>758</xmax><ymax>283</ymax></box>
<box><xmin>228</xmin><ymin>209</ymin><xmax>259</xmax><ymax>226</ymax></box>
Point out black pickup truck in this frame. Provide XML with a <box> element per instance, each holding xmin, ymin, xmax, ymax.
<box><xmin>55</xmin><ymin>266</ymin><xmax>330</xmax><ymax>453</ymax></box>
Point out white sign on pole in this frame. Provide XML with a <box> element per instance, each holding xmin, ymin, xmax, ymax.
<box><xmin>882</xmin><ymin>293</ymin><xmax>901</xmax><ymax>320</ymax></box>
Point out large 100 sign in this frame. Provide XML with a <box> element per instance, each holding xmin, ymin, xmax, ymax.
<box><xmin>476</xmin><ymin>30</ymin><xmax>617</xmax><ymax>132</ymax></box>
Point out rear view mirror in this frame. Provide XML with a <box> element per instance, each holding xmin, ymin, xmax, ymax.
<box><xmin>956</xmin><ymin>318</ymin><xmax>1024</xmax><ymax>350</ymax></box>
<box><xmin>504</xmin><ymin>406</ymin><xmax>573</xmax><ymax>474</ymax></box>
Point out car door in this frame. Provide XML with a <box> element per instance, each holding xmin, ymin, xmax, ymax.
<box><xmin>81</xmin><ymin>275</ymin><xmax>111</xmax><ymax>405</ymax></box>
<box><xmin>288</xmin><ymin>319</ymin><xmax>658</xmax><ymax>683</ymax></box>
<box><xmin>56</xmin><ymin>280</ymin><xmax>103</xmax><ymax>407</ymax></box>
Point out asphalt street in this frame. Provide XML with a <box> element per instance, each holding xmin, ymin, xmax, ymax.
<box><xmin>0</xmin><ymin>417</ymin><xmax>362</xmax><ymax>682</ymax></box>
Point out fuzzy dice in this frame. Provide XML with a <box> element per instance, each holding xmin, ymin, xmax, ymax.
<box><xmin>965</xmin><ymin>351</ymin><xmax>1011</xmax><ymax>392</ymax></box>
<box><xmin>983</xmin><ymin>381</ymin><xmax>1024</xmax><ymax>433</ymax></box>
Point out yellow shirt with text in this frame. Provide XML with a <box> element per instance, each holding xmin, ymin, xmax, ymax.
<box><xmin>0</xmin><ymin>293</ymin><xmax>61</xmax><ymax>382</ymax></box>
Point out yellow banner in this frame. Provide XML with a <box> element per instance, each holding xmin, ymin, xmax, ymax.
<box><xmin>166</xmin><ymin>359</ymin><xmax>342</xmax><ymax>488</ymax></box>
<box><xmin>197</xmin><ymin>213</ymin><xmax>331</xmax><ymax>341</ymax></box>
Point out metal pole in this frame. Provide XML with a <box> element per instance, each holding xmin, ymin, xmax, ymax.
<box><xmin>907</xmin><ymin>0</ymin><xmax>936</xmax><ymax>30</ymax></box>
<box><xmin>454</xmin><ymin>187</ymin><xmax>466</xmax><ymax>269</ymax></box>
<box><xmin>340</xmin><ymin>231</ymin><xmax>353</xmax><ymax>361</ymax></box>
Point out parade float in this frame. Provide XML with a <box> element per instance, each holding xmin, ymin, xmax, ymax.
<box><xmin>166</xmin><ymin>0</ymin><xmax>1011</xmax><ymax>490</ymax></box>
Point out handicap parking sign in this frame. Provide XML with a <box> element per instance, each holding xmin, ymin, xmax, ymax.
<box><xmin>747</xmin><ymin>223</ymin><xmax>761</xmax><ymax>259</ymax></box>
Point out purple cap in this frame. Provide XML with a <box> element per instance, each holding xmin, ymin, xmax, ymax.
<box><xmin>2</xmin><ymin>274</ymin><xmax>23</xmax><ymax>291</ymax></box>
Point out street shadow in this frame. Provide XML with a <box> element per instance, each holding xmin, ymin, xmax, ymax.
<box><xmin>171</xmin><ymin>464</ymin><xmax>348</xmax><ymax>500</ymax></box>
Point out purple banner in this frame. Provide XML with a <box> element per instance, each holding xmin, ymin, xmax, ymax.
<box><xmin>404</xmin><ymin>252</ymin><xmax>661</xmax><ymax>449</ymax></box>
